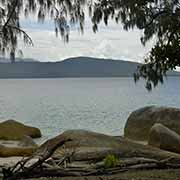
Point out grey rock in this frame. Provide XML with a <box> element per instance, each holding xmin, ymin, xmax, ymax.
<box><xmin>148</xmin><ymin>123</ymin><xmax>180</xmax><ymax>154</ymax></box>
<box><xmin>124</xmin><ymin>106</ymin><xmax>180</xmax><ymax>141</ymax></box>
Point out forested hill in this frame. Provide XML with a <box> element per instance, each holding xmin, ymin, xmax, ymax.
<box><xmin>0</xmin><ymin>57</ymin><xmax>178</xmax><ymax>78</ymax></box>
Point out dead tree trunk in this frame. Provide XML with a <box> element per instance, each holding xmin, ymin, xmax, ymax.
<box><xmin>4</xmin><ymin>136</ymin><xmax>71</xmax><ymax>180</ymax></box>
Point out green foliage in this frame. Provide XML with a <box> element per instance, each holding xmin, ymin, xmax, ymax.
<box><xmin>90</xmin><ymin>0</ymin><xmax>180</xmax><ymax>90</ymax></box>
<box><xmin>0</xmin><ymin>0</ymin><xmax>89</xmax><ymax>62</ymax></box>
<box><xmin>103</xmin><ymin>154</ymin><xmax>119</xmax><ymax>169</ymax></box>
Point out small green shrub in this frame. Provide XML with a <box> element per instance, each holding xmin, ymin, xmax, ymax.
<box><xmin>103</xmin><ymin>154</ymin><xmax>119</xmax><ymax>169</ymax></box>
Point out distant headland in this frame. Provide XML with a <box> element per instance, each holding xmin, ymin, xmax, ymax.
<box><xmin>0</xmin><ymin>56</ymin><xmax>178</xmax><ymax>78</ymax></box>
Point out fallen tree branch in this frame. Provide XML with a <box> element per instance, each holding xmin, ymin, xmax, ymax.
<box><xmin>4</xmin><ymin>157</ymin><xmax>180</xmax><ymax>179</ymax></box>
<box><xmin>4</xmin><ymin>136</ymin><xmax>72</xmax><ymax>180</ymax></box>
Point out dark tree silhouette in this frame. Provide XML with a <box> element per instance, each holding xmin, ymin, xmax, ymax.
<box><xmin>90</xmin><ymin>0</ymin><xmax>180</xmax><ymax>90</ymax></box>
<box><xmin>0</xmin><ymin>0</ymin><xmax>87</xmax><ymax>62</ymax></box>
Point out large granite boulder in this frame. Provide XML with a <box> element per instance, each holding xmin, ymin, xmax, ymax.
<box><xmin>124</xmin><ymin>106</ymin><xmax>180</xmax><ymax>141</ymax></box>
<box><xmin>62</xmin><ymin>129</ymin><xmax>121</xmax><ymax>148</ymax></box>
<box><xmin>37</xmin><ymin>129</ymin><xmax>180</xmax><ymax>163</ymax></box>
<box><xmin>38</xmin><ymin>129</ymin><xmax>122</xmax><ymax>159</ymax></box>
<box><xmin>148</xmin><ymin>123</ymin><xmax>180</xmax><ymax>154</ymax></box>
<box><xmin>0</xmin><ymin>120</ymin><xmax>41</xmax><ymax>140</ymax></box>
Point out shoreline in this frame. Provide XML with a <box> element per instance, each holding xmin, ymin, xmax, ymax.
<box><xmin>1</xmin><ymin>105</ymin><xmax>180</xmax><ymax>179</ymax></box>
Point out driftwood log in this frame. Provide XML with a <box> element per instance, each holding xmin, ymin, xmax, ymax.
<box><xmin>3</xmin><ymin>135</ymin><xmax>71</xmax><ymax>180</ymax></box>
<box><xmin>4</xmin><ymin>154</ymin><xmax>180</xmax><ymax>180</ymax></box>
<box><xmin>3</xmin><ymin>130</ymin><xmax>180</xmax><ymax>179</ymax></box>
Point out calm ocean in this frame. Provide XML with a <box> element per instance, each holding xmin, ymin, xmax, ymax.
<box><xmin>0</xmin><ymin>77</ymin><xmax>179</xmax><ymax>142</ymax></box>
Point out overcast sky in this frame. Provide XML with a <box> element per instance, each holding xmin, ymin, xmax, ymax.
<box><xmin>19</xmin><ymin>17</ymin><xmax>153</xmax><ymax>62</ymax></box>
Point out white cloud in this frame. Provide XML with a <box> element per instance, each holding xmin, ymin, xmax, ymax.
<box><xmin>18</xmin><ymin>19</ymin><xmax>153</xmax><ymax>62</ymax></box>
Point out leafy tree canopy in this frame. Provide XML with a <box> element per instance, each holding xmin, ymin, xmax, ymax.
<box><xmin>0</xmin><ymin>0</ymin><xmax>180</xmax><ymax>90</ymax></box>
<box><xmin>91</xmin><ymin>0</ymin><xmax>180</xmax><ymax>90</ymax></box>
<box><xmin>0</xmin><ymin>0</ymin><xmax>88</xmax><ymax>61</ymax></box>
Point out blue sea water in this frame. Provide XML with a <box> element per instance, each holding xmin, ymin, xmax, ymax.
<box><xmin>0</xmin><ymin>77</ymin><xmax>179</xmax><ymax>142</ymax></box>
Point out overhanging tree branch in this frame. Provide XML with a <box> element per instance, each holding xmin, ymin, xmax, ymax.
<box><xmin>6</xmin><ymin>25</ymin><xmax>34</xmax><ymax>46</ymax></box>
<box><xmin>3</xmin><ymin>0</ymin><xmax>18</xmax><ymax>28</ymax></box>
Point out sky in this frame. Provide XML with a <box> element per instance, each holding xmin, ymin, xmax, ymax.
<box><xmin>19</xmin><ymin>16</ymin><xmax>154</xmax><ymax>62</ymax></box>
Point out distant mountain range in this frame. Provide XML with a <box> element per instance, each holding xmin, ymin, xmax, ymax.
<box><xmin>0</xmin><ymin>56</ymin><xmax>178</xmax><ymax>78</ymax></box>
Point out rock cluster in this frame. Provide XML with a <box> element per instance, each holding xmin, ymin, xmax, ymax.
<box><xmin>0</xmin><ymin>119</ymin><xmax>40</xmax><ymax>157</ymax></box>
<box><xmin>2</xmin><ymin>106</ymin><xmax>180</xmax><ymax>180</ymax></box>
<box><xmin>124</xmin><ymin>106</ymin><xmax>180</xmax><ymax>141</ymax></box>
<box><xmin>1</xmin><ymin>106</ymin><xmax>180</xmax><ymax>158</ymax></box>
<box><xmin>148</xmin><ymin>123</ymin><xmax>180</xmax><ymax>154</ymax></box>
<box><xmin>37</xmin><ymin>129</ymin><xmax>180</xmax><ymax>162</ymax></box>
<box><xmin>124</xmin><ymin>106</ymin><xmax>180</xmax><ymax>154</ymax></box>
